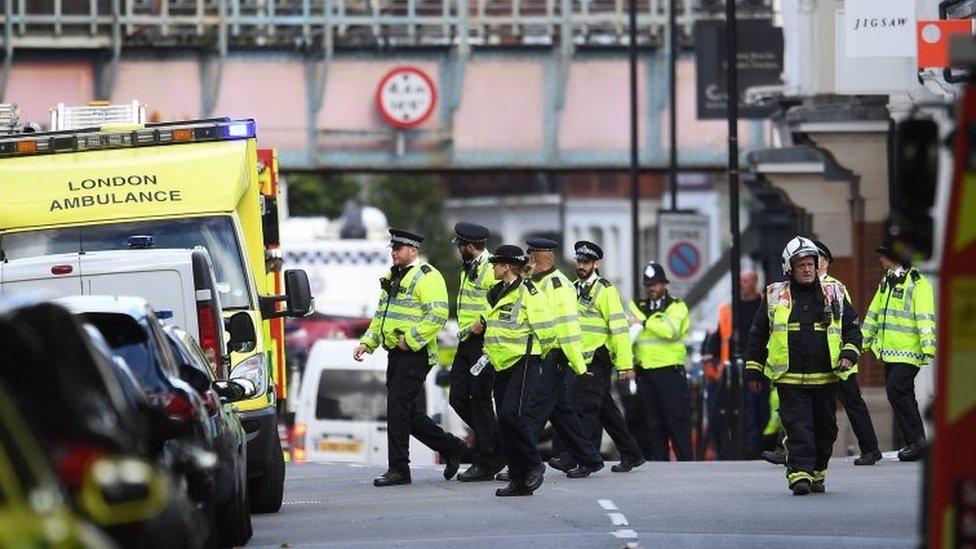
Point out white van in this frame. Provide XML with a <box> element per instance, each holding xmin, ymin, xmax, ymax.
<box><xmin>293</xmin><ymin>339</ymin><xmax>452</xmax><ymax>466</ymax></box>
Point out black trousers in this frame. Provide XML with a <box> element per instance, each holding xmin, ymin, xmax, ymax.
<box><xmin>635</xmin><ymin>366</ymin><xmax>692</xmax><ymax>461</ymax></box>
<box><xmin>524</xmin><ymin>353</ymin><xmax>603</xmax><ymax>467</ymax></box>
<box><xmin>493</xmin><ymin>357</ymin><xmax>543</xmax><ymax>481</ymax></box>
<box><xmin>778</xmin><ymin>384</ymin><xmax>838</xmax><ymax>477</ymax></box>
<box><xmin>386</xmin><ymin>348</ymin><xmax>464</xmax><ymax>475</ymax></box>
<box><xmin>555</xmin><ymin>348</ymin><xmax>643</xmax><ymax>464</ymax></box>
<box><xmin>449</xmin><ymin>335</ymin><xmax>499</xmax><ymax>466</ymax></box>
<box><xmin>884</xmin><ymin>363</ymin><xmax>925</xmax><ymax>445</ymax></box>
<box><xmin>836</xmin><ymin>373</ymin><xmax>879</xmax><ymax>454</ymax></box>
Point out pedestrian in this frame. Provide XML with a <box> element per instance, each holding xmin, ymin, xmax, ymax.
<box><xmin>449</xmin><ymin>222</ymin><xmax>504</xmax><ymax>481</ymax></box>
<box><xmin>861</xmin><ymin>239</ymin><xmax>936</xmax><ymax>462</ymax></box>
<box><xmin>470</xmin><ymin>245</ymin><xmax>552</xmax><ymax>496</ymax></box>
<box><xmin>629</xmin><ymin>261</ymin><xmax>693</xmax><ymax>461</ymax></box>
<box><xmin>521</xmin><ymin>237</ymin><xmax>605</xmax><ymax>478</ymax></box>
<box><xmin>745</xmin><ymin>236</ymin><xmax>862</xmax><ymax>495</ymax></box>
<box><xmin>550</xmin><ymin>241</ymin><xmax>645</xmax><ymax>473</ymax></box>
<box><xmin>354</xmin><ymin>229</ymin><xmax>466</xmax><ymax>487</ymax></box>
<box><xmin>813</xmin><ymin>239</ymin><xmax>882</xmax><ymax>466</ymax></box>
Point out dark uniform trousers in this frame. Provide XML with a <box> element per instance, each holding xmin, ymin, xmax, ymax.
<box><xmin>836</xmin><ymin>373</ymin><xmax>879</xmax><ymax>454</ymax></box>
<box><xmin>524</xmin><ymin>352</ymin><xmax>603</xmax><ymax>467</ymax></box>
<box><xmin>635</xmin><ymin>365</ymin><xmax>693</xmax><ymax>461</ymax></box>
<box><xmin>493</xmin><ymin>357</ymin><xmax>543</xmax><ymax>481</ymax></box>
<box><xmin>449</xmin><ymin>335</ymin><xmax>499</xmax><ymax>466</ymax></box>
<box><xmin>387</xmin><ymin>348</ymin><xmax>465</xmax><ymax>475</ymax></box>
<box><xmin>555</xmin><ymin>347</ymin><xmax>642</xmax><ymax>464</ymax></box>
<box><xmin>778</xmin><ymin>384</ymin><xmax>838</xmax><ymax>475</ymax></box>
<box><xmin>884</xmin><ymin>363</ymin><xmax>925</xmax><ymax>444</ymax></box>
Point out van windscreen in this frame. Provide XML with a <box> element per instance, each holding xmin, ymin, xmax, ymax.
<box><xmin>315</xmin><ymin>369</ymin><xmax>387</xmax><ymax>421</ymax></box>
<box><xmin>0</xmin><ymin>216</ymin><xmax>251</xmax><ymax>309</ymax></box>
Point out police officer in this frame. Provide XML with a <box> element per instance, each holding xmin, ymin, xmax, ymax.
<box><xmin>813</xmin><ymin>239</ymin><xmax>881</xmax><ymax>466</ymax></box>
<box><xmin>745</xmin><ymin>236</ymin><xmax>862</xmax><ymax>495</ymax></box>
<box><xmin>354</xmin><ymin>229</ymin><xmax>466</xmax><ymax>487</ymax></box>
<box><xmin>552</xmin><ymin>241</ymin><xmax>644</xmax><ymax>472</ymax></box>
<box><xmin>475</xmin><ymin>245</ymin><xmax>552</xmax><ymax>496</ymax></box>
<box><xmin>449</xmin><ymin>222</ymin><xmax>502</xmax><ymax>481</ymax></box>
<box><xmin>862</xmin><ymin>240</ymin><xmax>936</xmax><ymax>462</ymax></box>
<box><xmin>629</xmin><ymin>261</ymin><xmax>693</xmax><ymax>461</ymax></box>
<box><xmin>521</xmin><ymin>237</ymin><xmax>604</xmax><ymax>478</ymax></box>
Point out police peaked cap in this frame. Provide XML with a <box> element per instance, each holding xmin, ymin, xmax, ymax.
<box><xmin>489</xmin><ymin>245</ymin><xmax>529</xmax><ymax>266</ymax></box>
<box><xmin>812</xmin><ymin>239</ymin><xmax>833</xmax><ymax>263</ymax></box>
<box><xmin>452</xmin><ymin>222</ymin><xmax>489</xmax><ymax>245</ymax></box>
<box><xmin>389</xmin><ymin>228</ymin><xmax>425</xmax><ymax>248</ymax></box>
<box><xmin>574</xmin><ymin>240</ymin><xmax>603</xmax><ymax>261</ymax></box>
<box><xmin>643</xmin><ymin>261</ymin><xmax>670</xmax><ymax>285</ymax></box>
<box><xmin>525</xmin><ymin>237</ymin><xmax>559</xmax><ymax>252</ymax></box>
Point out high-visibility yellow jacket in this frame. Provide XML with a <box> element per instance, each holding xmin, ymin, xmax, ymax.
<box><xmin>484</xmin><ymin>278</ymin><xmax>556</xmax><ymax>372</ymax></box>
<box><xmin>823</xmin><ymin>274</ymin><xmax>860</xmax><ymax>375</ymax></box>
<box><xmin>630</xmin><ymin>295</ymin><xmax>689</xmax><ymax>369</ymax></box>
<box><xmin>456</xmin><ymin>251</ymin><xmax>495</xmax><ymax>341</ymax></box>
<box><xmin>360</xmin><ymin>261</ymin><xmax>450</xmax><ymax>366</ymax></box>
<box><xmin>576</xmin><ymin>275</ymin><xmax>632</xmax><ymax>370</ymax></box>
<box><xmin>532</xmin><ymin>268</ymin><xmax>588</xmax><ymax>375</ymax></box>
<box><xmin>861</xmin><ymin>267</ymin><xmax>936</xmax><ymax>367</ymax></box>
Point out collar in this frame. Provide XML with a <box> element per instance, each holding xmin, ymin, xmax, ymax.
<box><xmin>891</xmin><ymin>266</ymin><xmax>907</xmax><ymax>277</ymax></box>
<box><xmin>531</xmin><ymin>266</ymin><xmax>557</xmax><ymax>283</ymax></box>
<box><xmin>474</xmin><ymin>249</ymin><xmax>488</xmax><ymax>264</ymax></box>
<box><xmin>577</xmin><ymin>272</ymin><xmax>599</xmax><ymax>287</ymax></box>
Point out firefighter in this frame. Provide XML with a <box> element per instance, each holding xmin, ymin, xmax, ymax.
<box><xmin>813</xmin><ymin>239</ymin><xmax>881</xmax><ymax>466</ymax></box>
<box><xmin>521</xmin><ymin>237</ymin><xmax>605</xmax><ymax>478</ymax></box>
<box><xmin>862</xmin><ymin>240</ymin><xmax>936</xmax><ymax>462</ymax></box>
<box><xmin>472</xmin><ymin>245</ymin><xmax>552</xmax><ymax>496</ymax></box>
<box><xmin>629</xmin><ymin>261</ymin><xmax>693</xmax><ymax>461</ymax></box>
<box><xmin>449</xmin><ymin>222</ymin><xmax>503</xmax><ymax>481</ymax></box>
<box><xmin>745</xmin><ymin>236</ymin><xmax>862</xmax><ymax>495</ymax></box>
<box><xmin>354</xmin><ymin>229</ymin><xmax>466</xmax><ymax>487</ymax></box>
<box><xmin>550</xmin><ymin>241</ymin><xmax>645</xmax><ymax>473</ymax></box>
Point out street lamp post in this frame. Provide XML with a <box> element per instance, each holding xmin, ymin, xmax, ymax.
<box><xmin>726</xmin><ymin>0</ymin><xmax>744</xmax><ymax>458</ymax></box>
<box><xmin>629</xmin><ymin>0</ymin><xmax>640</xmax><ymax>299</ymax></box>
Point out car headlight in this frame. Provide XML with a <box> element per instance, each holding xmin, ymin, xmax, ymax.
<box><xmin>230</xmin><ymin>354</ymin><xmax>267</xmax><ymax>397</ymax></box>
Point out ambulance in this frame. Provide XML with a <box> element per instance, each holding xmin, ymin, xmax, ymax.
<box><xmin>0</xmin><ymin>102</ymin><xmax>312</xmax><ymax>513</ymax></box>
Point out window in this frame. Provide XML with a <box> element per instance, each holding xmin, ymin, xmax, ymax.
<box><xmin>315</xmin><ymin>370</ymin><xmax>388</xmax><ymax>422</ymax></box>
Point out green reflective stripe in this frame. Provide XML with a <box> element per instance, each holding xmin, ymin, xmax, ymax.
<box><xmin>746</xmin><ymin>361</ymin><xmax>763</xmax><ymax>371</ymax></box>
<box><xmin>842</xmin><ymin>343</ymin><xmax>860</xmax><ymax>354</ymax></box>
<box><xmin>580</xmin><ymin>325</ymin><xmax>609</xmax><ymax>334</ymax></box>
<box><xmin>382</xmin><ymin>310</ymin><xmax>423</xmax><ymax>322</ymax></box>
<box><xmin>776</xmin><ymin>372</ymin><xmax>838</xmax><ymax>385</ymax></box>
<box><xmin>881</xmin><ymin>323</ymin><xmax>917</xmax><ymax>334</ymax></box>
<box><xmin>458</xmin><ymin>302</ymin><xmax>486</xmax><ymax>311</ymax></box>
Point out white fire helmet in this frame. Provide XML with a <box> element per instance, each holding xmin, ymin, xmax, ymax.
<box><xmin>781</xmin><ymin>236</ymin><xmax>820</xmax><ymax>275</ymax></box>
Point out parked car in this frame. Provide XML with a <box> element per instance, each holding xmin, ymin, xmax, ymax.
<box><xmin>0</xmin><ymin>297</ymin><xmax>203</xmax><ymax>548</ymax></box>
<box><xmin>164</xmin><ymin>324</ymin><xmax>254</xmax><ymax>547</ymax></box>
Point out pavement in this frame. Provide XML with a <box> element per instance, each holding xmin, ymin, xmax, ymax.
<box><xmin>251</xmin><ymin>456</ymin><xmax>921</xmax><ymax>549</ymax></box>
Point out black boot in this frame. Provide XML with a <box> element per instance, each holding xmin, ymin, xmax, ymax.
<box><xmin>611</xmin><ymin>458</ymin><xmax>645</xmax><ymax>473</ymax></box>
<box><xmin>854</xmin><ymin>450</ymin><xmax>883</xmax><ymax>466</ymax></box>
<box><xmin>811</xmin><ymin>481</ymin><xmax>825</xmax><ymax>493</ymax></box>
<box><xmin>443</xmin><ymin>450</ymin><xmax>462</xmax><ymax>480</ymax></box>
<box><xmin>547</xmin><ymin>456</ymin><xmax>576</xmax><ymax>473</ymax></box>
<box><xmin>496</xmin><ymin>478</ymin><xmax>533</xmax><ymax>497</ymax></box>
<box><xmin>762</xmin><ymin>449</ymin><xmax>787</xmax><ymax>466</ymax></box>
<box><xmin>791</xmin><ymin>479</ymin><xmax>811</xmax><ymax>496</ymax></box>
<box><xmin>457</xmin><ymin>463</ymin><xmax>496</xmax><ymax>482</ymax></box>
<box><xmin>525</xmin><ymin>464</ymin><xmax>546</xmax><ymax>491</ymax></box>
<box><xmin>373</xmin><ymin>469</ymin><xmax>411</xmax><ymax>487</ymax></box>
<box><xmin>566</xmin><ymin>461</ymin><xmax>604</xmax><ymax>479</ymax></box>
<box><xmin>898</xmin><ymin>442</ymin><xmax>924</xmax><ymax>462</ymax></box>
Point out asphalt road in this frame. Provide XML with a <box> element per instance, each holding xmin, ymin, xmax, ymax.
<box><xmin>251</xmin><ymin>455</ymin><xmax>921</xmax><ymax>549</ymax></box>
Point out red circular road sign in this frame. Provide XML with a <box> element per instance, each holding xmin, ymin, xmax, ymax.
<box><xmin>375</xmin><ymin>67</ymin><xmax>437</xmax><ymax>129</ymax></box>
<box><xmin>666</xmin><ymin>241</ymin><xmax>702</xmax><ymax>280</ymax></box>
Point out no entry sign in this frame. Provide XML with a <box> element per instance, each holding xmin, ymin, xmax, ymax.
<box><xmin>375</xmin><ymin>67</ymin><xmax>437</xmax><ymax>129</ymax></box>
<box><xmin>657</xmin><ymin>211</ymin><xmax>711</xmax><ymax>298</ymax></box>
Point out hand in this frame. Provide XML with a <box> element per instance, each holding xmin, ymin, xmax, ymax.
<box><xmin>628</xmin><ymin>316</ymin><xmax>641</xmax><ymax>326</ymax></box>
<box><xmin>397</xmin><ymin>334</ymin><xmax>409</xmax><ymax>351</ymax></box>
<box><xmin>470</xmin><ymin>319</ymin><xmax>485</xmax><ymax>335</ymax></box>
<box><xmin>744</xmin><ymin>367</ymin><xmax>763</xmax><ymax>391</ymax></box>
<box><xmin>618</xmin><ymin>369</ymin><xmax>636</xmax><ymax>381</ymax></box>
<box><xmin>353</xmin><ymin>344</ymin><xmax>368</xmax><ymax>362</ymax></box>
<box><xmin>580</xmin><ymin>371</ymin><xmax>595</xmax><ymax>378</ymax></box>
<box><xmin>837</xmin><ymin>358</ymin><xmax>854</xmax><ymax>372</ymax></box>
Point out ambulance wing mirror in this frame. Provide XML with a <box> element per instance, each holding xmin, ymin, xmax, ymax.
<box><xmin>259</xmin><ymin>270</ymin><xmax>314</xmax><ymax>319</ymax></box>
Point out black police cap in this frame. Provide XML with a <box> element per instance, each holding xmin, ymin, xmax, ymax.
<box><xmin>574</xmin><ymin>240</ymin><xmax>603</xmax><ymax>261</ymax></box>
<box><xmin>642</xmin><ymin>261</ymin><xmax>670</xmax><ymax>285</ymax></box>
<box><xmin>525</xmin><ymin>237</ymin><xmax>559</xmax><ymax>252</ymax></box>
<box><xmin>489</xmin><ymin>245</ymin><xmax>528</xmax><ymax>266</ymax></box>
<box><xmin>812</xmin><ymin>239</ymin><xmax>833</xmax><ymax>263</ymax></box>
<box><xmin>452</xmin><ymin>222</ymin><xmax>489</xmax><ymax>245</ymax></box>
<box><xmin>389</xmin><ymin>228</ymin><xmax>424</xmax><ymax>248</ymax></box>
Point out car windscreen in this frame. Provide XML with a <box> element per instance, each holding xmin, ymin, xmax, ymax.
<box><xmin>0</xmin><ymin>216</ymin><xmax>252</xmax><ymax>309</ymax></box>
<box><xmin>82</xmin><ymin>313</ymin><xmax>168</xmax><ymax>392</ymax></box>
<box><xmin>315</xmin><ymin>369</ymin><xmax>388</xmax><ymax>422</ymax></box>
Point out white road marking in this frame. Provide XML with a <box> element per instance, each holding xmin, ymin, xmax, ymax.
<box><xmin>611</xmin><ymin>529</ymin><xmax>638</xmax><ymax>539</ymax></box>
<box><xmin>598</xmin><ymin>499</ymin><xmax>618</xmax><ymax>510</ymax></box>
<box><xmin>608</xmin><ymin>512</ymin><xmax>629</xmax><ymax>526</ymax></box>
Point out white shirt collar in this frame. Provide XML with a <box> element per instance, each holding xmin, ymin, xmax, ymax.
<box><xmin>406</xmin><ymin>257</ymin><xmax>421</xmax><ymax>269</ymax></box>
<box><xmin>892</xmin><ymin>265</ymin><xmax>907</xmax><ymax>276</ymax></box>
<box><xmin>582</xmin><ymin>272</ymin><xmax>599</xmax><ymax>286</ymax></box>
<box><xmin>474</xmin><ymin>249</ymin><xmax>489</xmax><ymax>263</ymax></box>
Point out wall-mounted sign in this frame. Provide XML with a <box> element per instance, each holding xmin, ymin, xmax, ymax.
<box><xmin>844</xmin><ymin>0</ymin><xmax>916</xmax><ymax>58</ymax></box>
<box><xmin>375</xmin><ymin>67</ymin><xmax>437</xmax><ymax>129</ymax></box>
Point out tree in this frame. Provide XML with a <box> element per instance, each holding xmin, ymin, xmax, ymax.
<box><xmin>285</xmin><ymin>173</ymin><xmax>360</xmax><ymax>218</ymax></box>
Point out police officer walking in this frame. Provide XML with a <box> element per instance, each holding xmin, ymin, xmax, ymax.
<box><xmin>474</xmin><ymin>245</ymin><xmax>552</xmax><ymax>496</ymax></box>
<box><xmin>354</xmin><ymin>229</ymin><xmax>466</xmax><ymax>487</ymax></box>
<box><xmin>449</xmin><ymin>222</ymin><xmax>502</xmax><ymax>481</ymax></box>
<box><xmin>629</xmin><ymin>261</ymin><xmax>693</xmax><ymax>461</ymax></box>
<box><xmin>522</xmin><ymin>237</ymin><xmax>605</xmax><ymax>478</ymax></box>
<box><xmin>862</xmin><ymin>240</ymin><xmax>936</xmax><ymax>462</ymax></box>
<box><xmin>563</xmin><ymin>241</ymin><xmax>644</xmax><ymax>472</ymax></box>
<box><xmin>745</xmin><ymin>236</ymin><xmax>862</xmax><ymax>495</ymax></box>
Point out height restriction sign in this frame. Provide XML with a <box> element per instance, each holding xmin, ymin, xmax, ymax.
<box><xmin>375</xmin><ymin>67</ymin><xmax>437</xmax><ymax>129</ymax></box>
<box><xmin>657</xmin><ymin>211</ymin><xmax>711</xmax><ymax>298</ymax></box>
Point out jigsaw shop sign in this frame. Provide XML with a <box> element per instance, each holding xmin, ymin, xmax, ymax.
<box><xmin>845</xmin><ymin>0</ymin><xmax>917</xmax><ymax>58</ymax></box>
<box><xmin>49</xmin><ymin>173</ymin><xmax>182</xmax><ymax>212</ymax></box>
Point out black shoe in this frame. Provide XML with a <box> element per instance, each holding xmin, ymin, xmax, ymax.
<box><xmin>811</xmin><ymin>481</ymin><xmax>825</xmax><ymax>493</ymax></box>
<box><xmin>457</xmin><ymin>463</ymin><xmax>496</xmax><ymax>482</ymax></box>
<box><xmin>495</xmin><ymin>479</ymin><xmax>533</xmax><ymax>497</ymax></box>
<box><xmin>854</xmin><ymin>450</ymin><xmax>883</xmax><ymax>466</ymax></box>
<box><xmin>611</xmin><ymin>458</ymin><xmax>645</xmax><ymax>473</ymax></box>
<box><xmin>898</xmin><ymin>442</ymin><xmax>924</xmax><ymax>462</ymax></box>
<box><xmin>495</xmin><ymin>469</ymin><xmax>510</xmax><ymax>482</ymax></box>
<box><xmin>525</xmin><ymin>464</ymin><xmax>546</xmax><ymax>491</ymax></box>
<box><xmin>566</xmin><ymin>462</ymin><xmax>604</xmax><ymax>479</ymax></box>
<box><xmin>373</xmin><ymin>470</ymin><xmax>411</xmax><ymax>487</ymax></box>
<box><xmin>547</xmin><ymin>456</ymin><xmax>576</xmax><ymax>473</ymax></box>
<box><xmin>791</xmin><ymin>479</ymin><xmax>811</xmax><ymax>496</ymax></box>
<box><xmin>762</xmin><ymin>450</ymin><xmax>787</xmax><ymax>466</ymax></box>
<box><xmin>443</xmin><ymin>450</ymin><xmax>462</xmax><ymax>480</ymax></box>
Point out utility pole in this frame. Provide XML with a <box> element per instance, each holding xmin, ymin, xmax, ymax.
<box><xmin>628</xmin><ymin>0</ymin><xmax>640</xmax><ymax>299</ymax></box>
<box><xmin>668</xmin><ymin>0</ymin><xmax>678</xmax><ymax>211</ymax></box>
<box><xmin>726</xmin><ymin>0</ymin><xmax>744</xmax><ymax>458</ymax></box>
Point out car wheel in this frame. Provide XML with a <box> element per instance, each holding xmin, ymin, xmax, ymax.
<box><xmin>217</xmin><ymin>472</ymin><xmax>252</xmax><ymax>546</ymax></box>
<box><xmin>248</xmin><ymin>432</ymin><xmax>285</xmax><ymax>514</ymax></box>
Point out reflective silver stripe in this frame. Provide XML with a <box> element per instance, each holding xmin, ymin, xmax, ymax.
<box><xmin>885</xmin><ymin>309</ymin><xmax>917</xmax><ymax>320</ymax></box>
<box><xmin>553</xmin><ymin>314</ymin><xmax>579</xmax><ymax>324</ymax></box>
<box><xmin>580</xmin><ymin>310</ymin><xmax>603</xmax><ymax>319</ymax></box>
<box><xmin>409</xmin><ymin>327</ymin><xmax>423</xmax><ymax>344</ymax></box>
<box><xmin>405</xmin><ymin>266</ymin><xmax>427</xmax><ymax>294</ymax></box>
<box><xmin>771</xmin><ymin>325</ymin><xmax>788</xmax><ymax>333</ymax></box>
<box><xmin>609</xmin><ymin>313</ymin><xmax>627</xmax><ymax>322</ymax></box>
<box><xmin>916</xmin><ymin>313</ymin><xmax>936</xmax><ymax>322</ymax></box>
<box><xmin>580</xmin><ymin>325</ymin><xmax>609</xmax><ymax>334</ymax></box>
<box><xmin>881</xmin><ymin>323</ymin><xmax>918</xmax><ymax>334</ymax></box>
<box><xmin>920</xmin><ymin>338</ymin><xmax>936</xmax><ymax>347</ymax></box>
<box><xmin>422</xmin><ymin>301</ymin><xmax>449</xmax><ymax>311</ymax></box>
<box><xmin>458</xmin><ymin>302</ymin><xmax>486</xmax><ymax>311</ymax></box>
<box><xmin>903</xmin><ymin>281</ymin><xmax>915</xmax><ymax>312</ymax></box>
<box><xmin>827</xmin><ymin>327</ymin><xmax>842</xmax><ymax>337</ymax></box>
<box><xmin>486</xmin><ymin>335</ymin><xmax>529</xmax><ymax>346</ymax></box>
<box><xmin>918</xmin><ymin>327</ymin><xmax>935</xmax><ymax>335</ymax></box>
<box><xmin>425</xmin><ymin>312</ymin><xmax>449</xmax><ymax>324</ymax></box>
<box><xmin>388</xmin><ymin>297</ymin><xmax>420</xmax><ymax>308</ymax></box>
<box><xmin>610</xmin><ymin>326</ymin><xmax>629</xmax><ymax>336</ymax></box>
<box><xmin>460</xmin><ymin>288</ymin><xmax>487</xmax><ymax>298</ymax></box>
<box><xmin>865</xmin><ymin>310</ymin><xmax>879</xmax><ymax>321</ymax></box>
<box><xmin>767</xmin><ymin>361</ymin><xmax>788</xmax><ymax>375</ymax></box>
<box><xmin>558</xmin><ymin>335</ymin><xmax>582</xmax><ymax>345</ymax></box>
<box><xmin>382</xmin><ymin>311</ymin><xmax>422</xmax><ymax>322</ymax></box>
<box><xmin>529</xmin><ymin>319</ymin><xmax>555</xmax><ymax>330</ymax></box>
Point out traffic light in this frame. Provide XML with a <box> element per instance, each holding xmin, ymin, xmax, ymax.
<box><xmin>888</xmin><ymin>117</ymin><xmax>939</xmax><ymax>261</ymax></box>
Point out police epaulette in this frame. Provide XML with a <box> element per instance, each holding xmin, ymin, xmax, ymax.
<box><xmin>910</xmin><ymin>270</ymin><xmax>920</xmax><ymax>282</ymax></box>
<box><xmin>420</xmin><ymin>264</ymin><xmax>432</xmax><ymax>274</ymax></box>
<box><xmin>525</xmin><ymin>280</ymin><xmax>539</xmax><ymax>295</ymax></box>
<box><xmin>551</xmin><ymin>277</ymin><xmax>562</xmax><ymax>288</ymax></box>
<box><xmin>598</xmin><ymin>278</ymin><xmax>612</xmax><ymax>288</ymax></box>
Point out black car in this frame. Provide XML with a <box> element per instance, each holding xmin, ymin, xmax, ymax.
<box><xmin>0</xmin><ymin>297</ymin><xmax>203</xmax><ymax>548</ymax></box>
<box><xmin>165</xmin><ymin>324</ymin><xmax>254</xmax><ymax>547</ymax></box>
